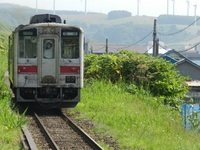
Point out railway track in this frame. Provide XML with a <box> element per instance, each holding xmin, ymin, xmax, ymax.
<box><xmin>22</xmin><ymin>110</ymin><xmax>103</xmax><ymax>150</ymax></box>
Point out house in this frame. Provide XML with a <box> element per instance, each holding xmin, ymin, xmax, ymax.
<box><xmin>162</xmin><ymin>49</ymin><xmax>200</xmax><ymax>80</ymax></box>
<box><xmin>176</xmin><ymin>58</ymin><xmax>200</xmax><ymax>80</ymax></box>
<box><xmin>161</xmin><ymin>49</ymin><xmax>200</xmax><ymax>103</ymax></box>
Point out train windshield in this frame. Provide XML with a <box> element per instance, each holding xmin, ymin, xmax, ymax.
<box><xmin>61</xmin><ymin>38</ymin><xmax>79</xmax><ymax>59</ymax></box>
<box><xmin>43</xmin><ymin>39</ymin><xmax>55</xmax><ymax>59</ymax></box>
<box><xmin>19</xmin><ymin>29</ymin><xmax>37</xmax><ymax>58</ymax></box>
<box><xmin>61</xmin><ymin>29</ymin><xmax>80</xmax><ymax>59</ymax></box>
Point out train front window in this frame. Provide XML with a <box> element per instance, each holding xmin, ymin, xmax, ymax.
<box><xmin>61</xmin><ymin>38</ymin><xmax>79</xmax><ymax>59</ymax></box>
<box><xmin>19</xmin><ymin>29</ymin><xmax>37</xmax><ymax>58</ymax></box>
<box><xmin>43</xmin><ymin>39</ymin><xmax>55</xmax><ymax>59</ymax></box>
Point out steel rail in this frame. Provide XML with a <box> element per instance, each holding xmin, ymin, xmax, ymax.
<box><xmin>21</xmin><ymin>126</ymin><xmax>38</xmax><ymax>150</ymax></box>
<box><xmin>59</xmin><ymin>112</ymin><xmax>104</xmax><ymax>150</ymax></box>
<box><xmin>34</xmin><ymin>113</ymin><xmax>60</xmax><ymax>150</ymax></box>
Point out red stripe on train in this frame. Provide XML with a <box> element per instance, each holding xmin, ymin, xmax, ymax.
<box><xmin>60</xmin><ymin>66</ymin><xmax>80</xmax><ymax>74</ymax></box>
<box><xmin>18</xmin><ymin>66</ymin><xmax>37</xmax><ymax>73</ymax></box>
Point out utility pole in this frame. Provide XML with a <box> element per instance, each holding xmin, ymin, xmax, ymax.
<box><xmin>105</xmin><ymin>39</ymin><xmax>108</xmax><ymax>53</ymax></box>
<box><xmin>153</xmin><ymin>19</ymin><xmax>159</xmax><ymax>56</ymax></box>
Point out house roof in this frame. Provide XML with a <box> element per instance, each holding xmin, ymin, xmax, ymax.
<box><xmin>161</xmin><ymin>49</ymin><xmax>186</xmax><ymax>60</ymax></box>
<box><xmin>162</xmin><ymin>55</ymin><xmax>178</xmax><ymax>64</ymax></box>
<box><xmin>175</xmin><ymin>58</ymin><xmax>200</xmax><ymax>69</ymax></box>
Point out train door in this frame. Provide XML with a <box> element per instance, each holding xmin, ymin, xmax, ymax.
<box><xmin>39</xmin><ymin>37</ymin><xmax>59</xmax><ymax>85</ymax></box>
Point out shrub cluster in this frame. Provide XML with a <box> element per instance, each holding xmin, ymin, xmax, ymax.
<box><xmin>84</xmin><ymin>50</ymin><xmax>189</xmax><ymax>109</ymax></box>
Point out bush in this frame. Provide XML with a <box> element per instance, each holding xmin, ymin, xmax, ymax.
<box><xmin>84</xmin><ymin>50</ymin><xmax>189</xmax><ymax>109</ymax></box>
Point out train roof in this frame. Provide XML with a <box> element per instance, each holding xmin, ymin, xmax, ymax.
<box><xmin>30</xmin><ymin>14</ymin><xmax>62</xmax><ymax>24</ymax></box>
<box><xmin>13</xmin><ymin>14</ymin><xmax>84</xmax><ymax>33</ymax></box>
<box><xmin>14</xmin><ymin>23</ymin><xmax>84</xmax><ymax>34</ymax></box>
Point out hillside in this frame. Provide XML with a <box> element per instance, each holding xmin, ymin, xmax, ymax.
<box><xmin>0</xmin><ymin>3</ymin><xmax>200</xmax><ymax>50</ymax></box>
<box><xmin>0</xmin><ymin>22</ymin><xmax>12</xmax><ymax>53</ymax></box>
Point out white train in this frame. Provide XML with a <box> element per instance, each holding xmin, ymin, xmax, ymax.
<box><xmin>8</xmin><ymin>14</ymin><xmax>84</xmax><ymax>108</ymax></box>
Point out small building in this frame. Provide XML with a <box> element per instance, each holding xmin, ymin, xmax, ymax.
<box><xmin>176</xmin><ymin>58</ymin><xmax>200</xmax><ymax>81</ymax></box>
<box><xmin>162</xmin><ymin>49</ymin><xmax>200</xmax><ymax>81</ymax></box>
<box><xmin>161</xmin><ymin>49</ymin><xmax>200</xmax><ymax>104</ymax></box>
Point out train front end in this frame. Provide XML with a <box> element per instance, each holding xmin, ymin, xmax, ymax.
<box><xmin>8</xmin><ymin>14</ymin><xmax>84</xmax><ymax>108</ymax></box>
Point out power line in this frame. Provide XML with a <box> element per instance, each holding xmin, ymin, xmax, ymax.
<box><xmin>178</xmin><ymin>42</ymin><xmax>200</xmax><ymax>53</ymax></box>
<box><xmin>91</xmin><ymin>31</ymin><xmax>153</xmax><ymax>53</ymax></box>
<box><xmin>158</xmin><ymin>17</ymin><xmax>200</xmax><ymax>36</ymax></box>
<box><xmin>117</xmin><ymin>31</ymin><xmax>153</xmax><ymax>50</ymax></box>
<box><xmin>92</xmin><ymin>16</ymin><xmax>200</xmax><ymax>53</ymax></box>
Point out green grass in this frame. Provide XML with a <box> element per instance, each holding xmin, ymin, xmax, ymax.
<box><xmin>0</xmin><ymin>53</ymin><xmax>26</xmax><ymax>150</ymax></box>
<box><xmin>69</xmin><ymin>80</ymin><xmax>200</xmax><ymax>150</ymax></box>
<box><xmin>0</xmin><ymin>125</ymin><xmax>22</xmax><ymax>150</ymax></box>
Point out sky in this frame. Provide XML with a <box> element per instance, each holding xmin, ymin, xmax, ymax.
<box><xmin>0</xmin><ymin>0</ymin><xmax>199</xmax><ymax>17</ymax></box>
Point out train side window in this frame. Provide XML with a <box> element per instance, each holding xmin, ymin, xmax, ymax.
<box><xmin>43</xmin><ymin>39</ymin><xmax>55</xmax><ymax>59</ymax></box>
<box><xmin>61</xmin><ymin>38</ymin><xmax>79</xmax><ymax>59</ymax></box>
<box><xmin>19</xmin><ymin>36</ymin><xmax>37</xmax><ymax>58</ymax></box>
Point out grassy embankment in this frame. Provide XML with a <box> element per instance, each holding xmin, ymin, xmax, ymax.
<box><xmin>69</xmin><ymin>80</ymin><xmax>200</xmax><ymax>149</ymax></box>
<box><xmin>0</xmin><ymin>53</ymin><xmax>26</xmax><ymax>149</ymax></box>
<box><xmin>0</xmin><ymin>26</ymin><xmax>26</xmax><ymax>149</ymax></box>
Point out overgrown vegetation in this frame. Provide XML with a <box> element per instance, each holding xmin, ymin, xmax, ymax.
<box><xmin>69</xmin><ymin>80</ymin><xmax>200</xmax><ymax>150</ymax></box>
<box><xmin>84</xmin><ymin>50</ymin><xmax>189</xmax><ymax>110</ymax></box>
<box><xmin>66</xmin><ymin>51</ymin><xmax>200</xmax><ymax>149</ymax></box>
<box><xmin>0</xmin><ymin>35</ymin><xmax>26</xmax><ymax>149</ymax></box>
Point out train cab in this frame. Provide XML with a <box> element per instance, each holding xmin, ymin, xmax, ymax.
<box><xmin>8</xmin><ymin>14</ymin><xmax>84</xmax><ymax>108</ymax></box>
